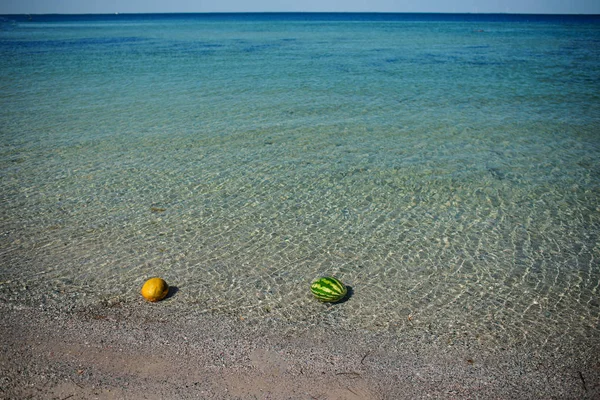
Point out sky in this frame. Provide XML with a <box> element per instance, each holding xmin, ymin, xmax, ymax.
<box><xmin>1</xmin><ymin>0</ymin><xmax>599</xmax><ymax>15</ymax></box>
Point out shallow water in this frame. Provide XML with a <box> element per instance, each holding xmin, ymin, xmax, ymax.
<box><xmin>1</xmin><ymin>13</ymin><xmax>599</xmax><ymax>347</ymax></box>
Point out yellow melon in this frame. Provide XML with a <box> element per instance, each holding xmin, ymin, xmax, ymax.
<box><xmin>141</xmin><ymin>277</ymin><xmax>169</xmax><ymax>302</ymax></box>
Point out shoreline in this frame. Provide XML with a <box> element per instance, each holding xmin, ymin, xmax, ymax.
<box><xmin>2</xmin><ymin>300</ymin><xmax>598</xmax><ymax>399</ymax></box>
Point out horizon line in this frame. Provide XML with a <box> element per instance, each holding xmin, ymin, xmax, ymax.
<box><xmin>2</xmin><ymin>11</ymin><xmax>600</xmax><ymax>16</ymax></box>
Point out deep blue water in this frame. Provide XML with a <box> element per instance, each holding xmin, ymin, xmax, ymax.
<box><xmin>3</xmin><ymin>12</ymin><xmax>600</xmax><ymax>23</ymax></box>
<box><xmin>1</xmin><ymin>13</ymin><xmax>599</xmax><ymax>347</ymax></box>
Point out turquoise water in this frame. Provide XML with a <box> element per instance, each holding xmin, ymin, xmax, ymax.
<box><xmin>1</xmin><ymin>13</ymin><xmax>599</xmax><ymax>347</ymax></box>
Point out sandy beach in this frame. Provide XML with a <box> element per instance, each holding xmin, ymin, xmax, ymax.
<box><xmin>2</xmin><ymin>298</ymin><xmax>598</xmax><ymax>400</ymax></box>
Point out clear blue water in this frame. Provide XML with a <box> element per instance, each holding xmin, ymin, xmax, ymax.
<box><xmin>1</xmin><ymin>13</ymin><xmax>599</xmax><ymax>347</ymax></box>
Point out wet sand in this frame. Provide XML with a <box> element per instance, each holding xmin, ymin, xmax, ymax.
<box><xmin>1</xmin><ymin>299</ymin><xmax>598</xmax><ymax>400</ymax></box>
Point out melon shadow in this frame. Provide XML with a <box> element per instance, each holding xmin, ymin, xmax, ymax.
<box><xmin>165</xmin><ymin>286</ymin><xmax>179</xmax><ymax>300</ymax></box>
<box><xmin>334</xmin><ymin>285</ymin><xmax>353</xmax><ymax>304</ymax></box>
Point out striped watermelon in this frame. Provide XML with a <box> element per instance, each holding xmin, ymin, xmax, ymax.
<box><xmin>310</xmin><ymin>276</ymin><xmax>347</xmax><ymax>302</ymax></box>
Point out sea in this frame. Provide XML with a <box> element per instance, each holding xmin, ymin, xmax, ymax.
<box><xmin>1</xmin><ymin>13</ymin><xmax>599</xmax><ymax>348</ymax></box>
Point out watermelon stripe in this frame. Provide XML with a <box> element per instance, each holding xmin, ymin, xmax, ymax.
<box><xmin>318</xmin><ymin>278</ymin><xmax>341</xmax><ymax>288</ymax></box>
<box><xmin>314</xmin><ymin>284</ymin><xmax>337</xmax><ymax>294</ymax></box>
<box><xmin>317</xmin><ymin>281</ymin><xmax>341</xmax><ymax>291</ymax></box>
<box><xmin>313</xmin><ymin>290</ymin><xmax>338</xmax><ymax>298</ymax></box>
